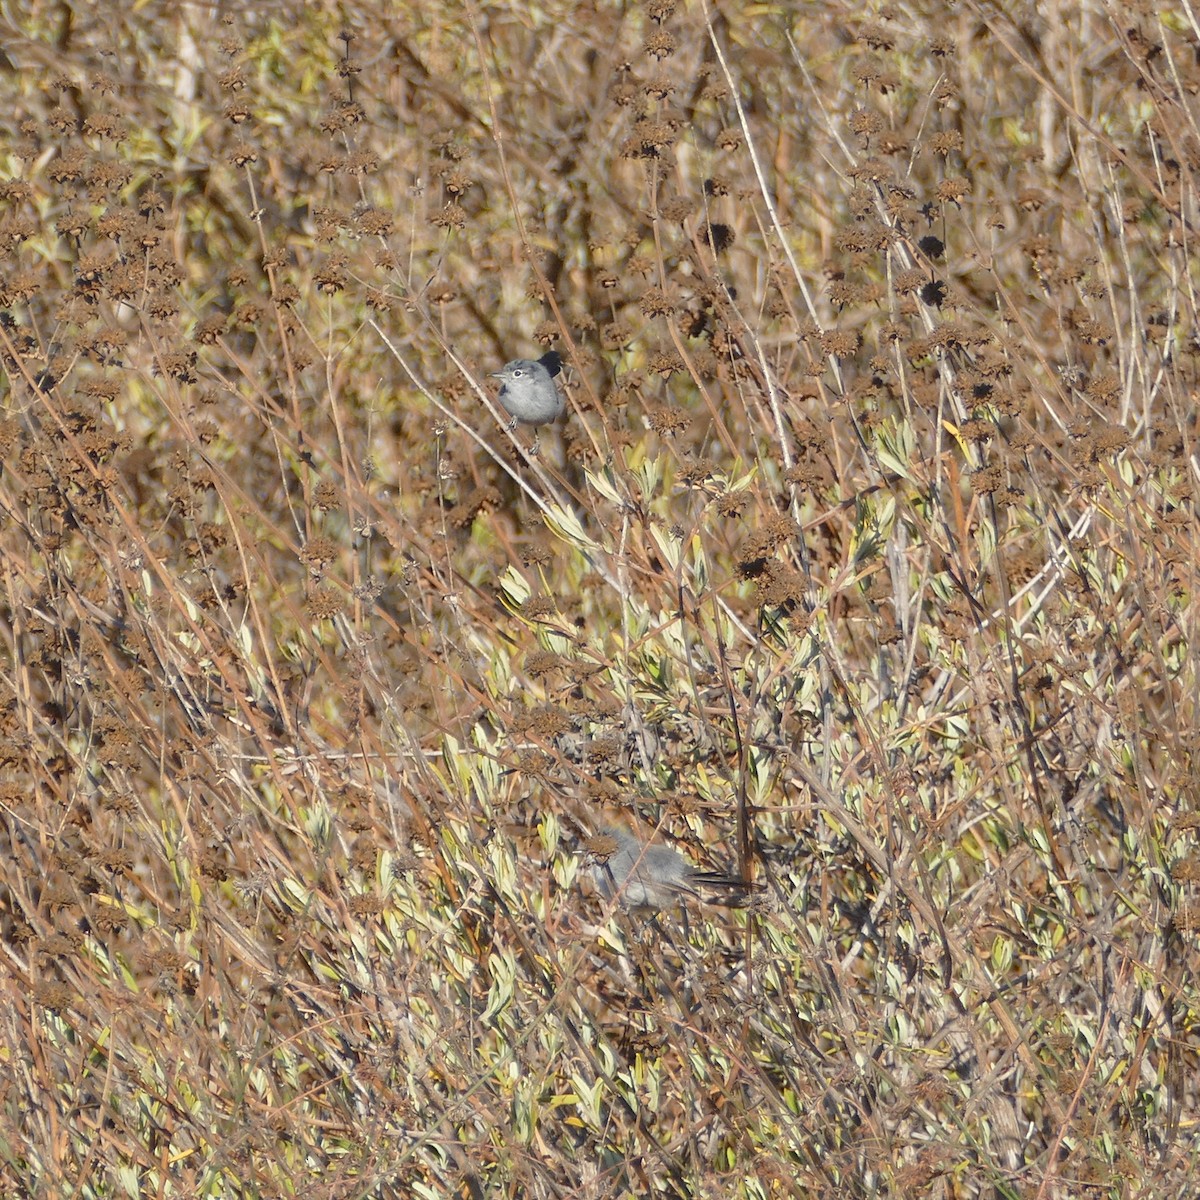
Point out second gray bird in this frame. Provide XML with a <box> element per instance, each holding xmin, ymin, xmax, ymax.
<box><xmin>585</xmin><ymin>826</ymin><xmax>751</xmax><ymax>912</ymax></box>
<box><xmin>490</xmin><ymin>351</ymin><xmax>564</xmax><ymax>427</ymax></box>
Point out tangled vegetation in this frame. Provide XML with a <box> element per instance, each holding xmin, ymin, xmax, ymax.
<box><xmin>0</xmin><ymin>1</ymin><xmax>1197</xmax><ymax>1197</ymax></box>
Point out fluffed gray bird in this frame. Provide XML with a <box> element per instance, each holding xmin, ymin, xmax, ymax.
<box><xmin>490</xmin><ymin>351</ymin><xmax>565</xmax><ymax>427</ymax></box>
<box><xmin>584</xmin><ymin>826</ymin><xmax>752</xmax><ymax>912</ymax></box>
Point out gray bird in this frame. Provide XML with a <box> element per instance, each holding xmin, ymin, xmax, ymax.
<box><xmin>584</xmin><ymin>826</ymin><xmax>751</xmax><ymax>912</ymax></box>
<box><xmin>490</xmin><ymin>351</ymin><xmax>565</xmax><ymax>427</ymax></box>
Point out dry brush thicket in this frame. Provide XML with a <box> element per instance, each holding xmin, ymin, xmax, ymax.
<box><xmin>0</xmin><ymin>1</ymin><xmax>1197</xmax><ymax>1197</ymax></box>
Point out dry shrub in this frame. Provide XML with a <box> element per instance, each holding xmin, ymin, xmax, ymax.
<box><xmin>0</xmin><ymin>1</ymin><xmax>1196</xmax><ymax>1197</ymax></box>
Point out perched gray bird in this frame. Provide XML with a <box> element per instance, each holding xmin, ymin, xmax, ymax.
<box><xmin>490</xmin><ymin>351</ymin><xmax>565</xmax><ymax>427</ymax></box>
<box><xmin>584</xmin><ymin>826</ymin><xmax>751</xmax><ymax>912</ymax></box>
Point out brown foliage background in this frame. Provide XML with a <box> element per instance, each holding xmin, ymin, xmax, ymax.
<box><xmin>0</xmin><ymin>1</ymin><xmax>1197</xmax><ymax>1196</ymax></box>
